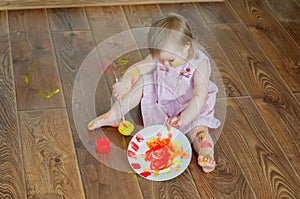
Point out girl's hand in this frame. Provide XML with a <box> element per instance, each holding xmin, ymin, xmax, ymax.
<box><xmin>166</xmin><ymin>116</ymin><xmax>183</xmax><ymax>129</ymax></box>
<box><xmin>112</xmin><ymin>80</ymin><xmax>131</xmax><ymax>100</ymax></box>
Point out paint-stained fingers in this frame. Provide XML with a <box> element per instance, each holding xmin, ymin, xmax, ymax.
<box><xmin>166</xmin><ymin>116</ymin><xmax>181</xmax><ymax>129</ymax></box>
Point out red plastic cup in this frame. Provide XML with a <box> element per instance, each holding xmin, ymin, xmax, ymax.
<box><xmin>96</xmin><ymin>138</ymin><xmax>111</xmax><ymax>153</ymax></box>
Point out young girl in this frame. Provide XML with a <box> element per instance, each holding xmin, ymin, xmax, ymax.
<box><xmin>88</xmin><ymin>13</ymin><xmax>221</xmax><ymax>173</ymax></box>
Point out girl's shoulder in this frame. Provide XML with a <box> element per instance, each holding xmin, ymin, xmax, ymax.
<box><xmin>192</xmin><ymin>49</ymin><xmax>210</xmax><ymax>63</ymax></box>
<box><xmin>187</xmin><ymin>49</ymin><xmax>210</xmax><ymax>71</ymax></box>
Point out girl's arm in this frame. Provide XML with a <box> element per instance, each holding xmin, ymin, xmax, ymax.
<box><xmin>167</xmin><ymin>59</ymin><xmax>210</xmax><ymax>128</ymax></box>
<box><xmin>113</xmin><ymin>55</ymin><xmax>156</xmax><ymax>99</ymax></box>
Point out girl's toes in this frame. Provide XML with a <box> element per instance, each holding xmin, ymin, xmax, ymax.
<box><xmin>88</xmin><ymin>119</ymin><xmax>98</xmax><ymax>131</ymax></box>
<box><xmin>198</xmin><ymin>155</ymin><xmax>216</xmax><ymax>173</ymax></box>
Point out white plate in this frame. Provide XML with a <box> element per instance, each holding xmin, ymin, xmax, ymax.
<box><xmin>127</xmin><ymin>125</ymin><xmax>192</xmax><ymax>181</ymax></box>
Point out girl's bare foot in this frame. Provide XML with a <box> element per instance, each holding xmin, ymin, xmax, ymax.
<box><xmin>88</xmin><ymin>113</ymin><xmax>120</xmax><ymax>131</ymax></box>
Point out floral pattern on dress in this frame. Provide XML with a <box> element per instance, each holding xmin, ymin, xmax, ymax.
<box><xmin>179</xmin><ymin>67</ymin><xmax>191</xmax><ymax>78</ymax></box>
<box><xmin>159</xmin><ymin>64</ymin><xmax>170</xmax><ymax>73</ymax></box>
<box><xmin>159</xmin><ymin>62</ymin><xmax>192</xmax><ymax>79</ymax></box>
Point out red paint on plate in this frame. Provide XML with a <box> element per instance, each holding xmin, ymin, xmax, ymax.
<box><xmin>131</xmin><ymin>163</ymin><xmax>141</xmax><ymax>169</ymax></box>
<box><xmin>127</xmin><ymin>150</ymin><xmax>137</xmax><ymax>159</ymax></box>
<box><xmin>131</xmin><ymin>141</ymin><xmax>139</xmax><ymax>151</ymax></box>
<box><xmin>136</xmin><ymin>134</ymin><xmax>144</xmax><ymax>142</ymax></box>
<box><xmin>140</xmin><ymin>171</ymin><xmax>151</xmax><ymax>178</ymax></box>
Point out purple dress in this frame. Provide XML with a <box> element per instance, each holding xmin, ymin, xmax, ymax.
<box><xmin>141</xmin><ymin>50</ymin><xmax>221</xmax><ymax>134</ymax></box>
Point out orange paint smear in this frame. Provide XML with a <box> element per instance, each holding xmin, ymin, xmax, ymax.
<box><xmin>122</xmin><ymin>122</ymin><xmax>128</xmax><ymax>128</ymax></box>
<box><xmin>143</xmin><ymin>133</ymin><xmax>187</xmax><ymax>172</ymax></box>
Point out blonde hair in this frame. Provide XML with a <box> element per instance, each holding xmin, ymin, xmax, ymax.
<box><xmin>148</xmin><ymin>13</ymin><xmax>194</xmax><ymax>57</ymax></box>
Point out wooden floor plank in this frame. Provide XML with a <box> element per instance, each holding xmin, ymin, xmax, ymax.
<box><xmin>49</xmin><ymin>30</ymin><xmax>91</xmax><ymax>198</ymax></box>
<box><xmin>207</xmin><ymin>15</ymin><xmax>296</xmax><ymax>100</ymax></box>
<box><xmin>265</xmin><ymin>0</ymin><xmax>300</xmax><ymax>22</ymax></box>
<box><xmin>228</xmin><ymin>0</ymin><xmax>300</xmax><ymax>92</ymax></box>
<box><xmin>19</xmin><ymin>109</ymin><xmax>85</xmax><ymax>199</ymax></box>
<box><xmin>224</xmin><ymin>97</ymin><xmax>300</xmax><ymax>198</ymax></box>
<box><xmin>209</xmin><ymin>23</ymin><xmax>300</xmax><ymax>173</ymax></box>
<box><xmin>137</xmin><ymin>169</ymin><xmax>201</xmax><ymax>199</ymax></box>
<box><xmin>8</xmin><ymin>9</ymin><xmax>65</xmax><ymax>110</ymax></box>
<box><xmin>188</xmin><ymin>131</ymin><xmax>256</xmax><ymax>198</ymax></box>
<box><xmin>295</xmin><ymin>93</ymin><xmax>300</xmax><ymax>102</ymax></box>
<box><xmin>281</xmin><ymin>22</ymin><xmax>300</xmax><ymax>45</ymax></box>
<box><xmin>0</xmin><ymin>11</ymin><xmax>26</xmax><ymax>199</ymax></box>
<box><xmin>122</xmin><ymin>4</ymin><xmax>161</xmax><ymax>58</ymax></box>
<box><xmin>195</xmin><ymin>1</ymin><xmax>239</xmax><ymax>24</ymax></box>
<box><xmin>264</xmin><ymin>0</ymin><xmax>300</xmax><ymax>51</ymax></box>
<box><xmin>51</xmin><ymin>30</ymin><xmax>101</xmax><ymax>143</ymax></box>
<box><xmin>254</xmin><ymin>99</ymin><xmax>300</xmax><ymax>173</ymax></box>
<box><xmin>0</xmin><ymin>0</ymin><xmax>224</xmax><ymax>11</ymax></box>
<box><xmin>47</xmin><ymin>8</ymin><xmax>90</xmax><ymax>31</ymax></box>
<box><xmin>86</xmin><ymin>6</ymin><xmax>130</xmax><ymax>44</ymax></box>
<box><xmin>159</xmin><ymin>3</ymin><xmax>249</xmax><ymax>98</ymax></box>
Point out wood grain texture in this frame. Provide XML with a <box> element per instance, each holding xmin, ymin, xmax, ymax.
<box><xmin>195</xmin><ymin>1</ymin><xmax>239</xmax><ymax>24</ymax></box>
<box><xmin>86</xmin><ymin>6</ymin><xmax>130</xmax><ymax>44</ymax></box>
<box><xmin>189</xmin><ymin>132</ymin><xmax>256</xmax><ymax>198</ymax></box>
<box><xmin>159</xmin><ymin>3</ymin><xmax>249</xmax><ymax>98</ymax></box>
<box><xmin>254</xmin><ymin>98</ymin><xmax>300</xmax><ymax>173</ymax></box>
<box><xmin>281</xmin><ymin>22</ymin><xmax>300</xmax><ymax>45</ymax></box>
<box><xmin>266</xmin><ymin>0</ymin><xmax>300</xmax><ymax>22</ymax></box>
<box><xmin>0</xmin><ymin>11</ymin><xmax>8</xmax><ymax>34</ymax></box>
<box><xmin>209</xmin><ymin>23</ymin><xmax>300</xmax><ymax>172</ymax></box>
<box><xmin>51</xmin><ymin>30</ymin><xmax>100</xmax><ymax>143</ymax></box>
<box><xmin>137</xmin><ymin>169</ymin><xmax>201</xmax><ymax>199</ymax></box>
<box><xmin>295</xmin><ymin>93</ymin><xmax>300</xmax><ymax>102</ymax></box>
<box><xmin>208</xmin><ymin>23</ymin><xmax>293</xmax><ymax>99</ymax></box>
<box><xmin>8</xmin><ymin>9</ymin><xmax>65</xmax><ymax>110</ymax></box>
<box><xmin>19</xmin><ymin>109</ymin><xmax>85</xmax><ymax>199</ymax></box>
<box><xmin>122</xmin><ymin>4</ymin><xmax>160</xmax><ymax>28</ymax></box>
<box><xmin>48</xmin><ymin>8</ymin><xmax>90</xmax><ymax>31</ymax></box>
<box><xmin>122</xmin><ymin>4</ymin><xmax>161</xmax><ymax>58</ymax></box>
<box><xmin>0</xmin><ymin>11</ymin><xmax>26</xmax><ymax>199</ymax></box>
<box><xmin>228</xmin><ymin>0</ymin><xmax>300</xmax><ymax>92</ymax></box>
<box><xmin>224</xmin><ymin>98</ymin><xmax>300</xmax><ymax>198</ymax></box>
<box><xmin>0</xmin><ymin>0</ymin><xmax>224</xmax><ymax>11</ymax></box>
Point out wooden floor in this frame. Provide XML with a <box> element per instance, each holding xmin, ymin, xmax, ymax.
<box><xmin>0</xmin><ymin>1</ymin><xmax>300</xmax><ymax>199</ymax></box>
<box><xmin>0</xmin><ymin>0</ymin><xmax>223</xmax><ymax>11</ymax></box>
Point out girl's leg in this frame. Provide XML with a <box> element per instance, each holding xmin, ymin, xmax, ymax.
<box><xmin>88</xmin><ymin>77</ymin><xmax>144</xmax><ymax>130</ymax></box>
<box><xmin>187</xmin><ymin>126</ymin><xmax>216</xmax><ymax>173</ymax></box>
